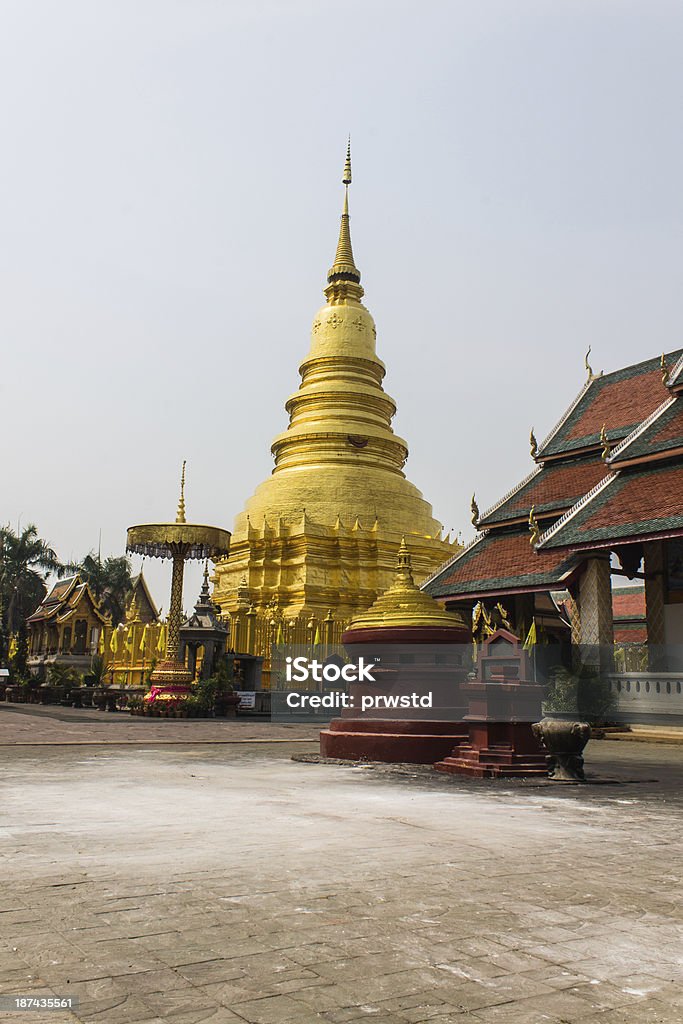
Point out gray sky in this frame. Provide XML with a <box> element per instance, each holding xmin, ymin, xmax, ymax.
<box><xmin>2</xmin><ymin>0</ymin><xmax>682</xmax><ymax>609</ymax></box>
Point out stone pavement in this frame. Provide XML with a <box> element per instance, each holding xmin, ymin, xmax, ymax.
<box><xmin>0</xmin><ymin>704</ymin><xmax>320</xmax><ymax>745</ymax></box>
<box><xmin>0</xmin><ymin>708</ymin><xmax>681</xmax><ymax>1024</ymax></box>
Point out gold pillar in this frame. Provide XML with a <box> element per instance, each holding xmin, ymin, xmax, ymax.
<box><xmin>166</xmin><ymin>552</ymin><xmax>185</xmax><ymax>661</ymax></box>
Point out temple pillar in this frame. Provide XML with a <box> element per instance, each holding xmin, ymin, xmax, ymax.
<box><xmin>576</xmin><ymin>556</ymin><xmax>614</xmax><ymax>672</ymax></box>
<box><xmin>643</xmin><ymin>540</ymin><xmax>666</xmax><ymax>669</ymax></box>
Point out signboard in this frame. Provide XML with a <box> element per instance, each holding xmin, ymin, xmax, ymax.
<box><xmin>0</xmin><ymin>668</ymin><xmax>9</xmax><ymax>678</ymax></box>
<box><xmin>238</xmin><ymin>691</ymin><xmax>256</xmax><ymax>710</ymax></box>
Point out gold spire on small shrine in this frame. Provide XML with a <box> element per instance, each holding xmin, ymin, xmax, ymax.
<box><xmin>529</xmin><ymin>506</ymin><xmax>540</xmax><ymax>547</ymax></box>
<box><xmin>530</xmin><ymin>428</ymin><xmax>538</xmax><ymax>460</ymax></box>
<box><xmin>600</xmin><ymin>423</ymin><xmax>611</xmax><ymax>462</ymax></box>
<box><xmin>176</xmin><ymin>460</ymin><xmax>187</xmax><ymax>524</ymax></box>
<box><xmin>345</xmin><ymin>538</ymin><xmax>468</xmax><ymax>631</ymax></box>
<box><xmin>328</xmin><ymin>138</ymin><xmax>361</xmax><ymax>285</ymax></box>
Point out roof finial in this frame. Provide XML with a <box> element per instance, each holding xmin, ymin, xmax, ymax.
<box><xmin>530</xmin><ymin>428</ymin><xmax>538</xmax><ymax>460</ymax></box>
<box><xmin>585</xmin><ymin>346</ymin><xmax>593</xmax><ymax>381</ymax></box>
<box><xmin>176</xmin><ymin>460</ymin><xmax>187</xmax><ymax>524</ymax></box>
<box><xmin>396</xmin><ymin>536</ymin><xmax>415</xmax><ymax>585</ymax></box>
<box><xmin>471</xmin><ymin>494</ymin><xmax>479</xmax><ymax>526</ymax></box>
<box><xmin>600</xmin><ymin>423</ymin><xmax>611</xmax><ymax>462</ymax></box>
<box><xmin>327</xmin><ymin>138</ymin><xmax>361</xmax><ymax>286</ymax></box>
<box><xmin>661</xmin><ymin>352</ymin><xmax>670</xmax><ymax>386</ymax></box>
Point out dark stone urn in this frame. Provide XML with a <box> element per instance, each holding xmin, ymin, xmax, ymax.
<box><xmin>531</xmin><ymin>718</ymin><xmax>591</xmax><ymax>782</ymax></box>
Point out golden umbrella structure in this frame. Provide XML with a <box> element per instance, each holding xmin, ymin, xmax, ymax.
<box><xmin>126</xmin><ymin>463</ymin><xmax>231</xmax><ymax>693</ymax></box>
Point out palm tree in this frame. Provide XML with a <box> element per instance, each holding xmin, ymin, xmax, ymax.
<box><xmin>0</xmin><ymin>524</ymin><xmax>62</xmax><ymax>638</ymax></box>
<box><xmin>60</xmin><ymin>552</ymin><xmax>134</xmax><ymax>626</ymax></box>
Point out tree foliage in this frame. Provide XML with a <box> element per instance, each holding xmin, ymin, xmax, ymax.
<box><xmin>0</xmin><ymin>524</ymin><xmax>61</xmax><ymax>642</ymax></box>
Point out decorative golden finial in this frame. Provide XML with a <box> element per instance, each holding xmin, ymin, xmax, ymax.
<box><xmin>600</xmin><ymin>423</ymin><xmax>611</xmax><ymax>462</ymax></box>
<box><xmin>661</xmin><ymin>352</ymin><xmax>670</xmax><ymax>386</ymax></box>
<box><xmin>530</xmin><ymin>428</ymin><xmax>538</xmax><ymax>460</ymax></box>
<box><xmin>395</xmin><ymin>536</ymin><xmax>415</xmax><ymax>586</ymax></box>
<box><xmin>471</xmin><ymin>494</ymin><xmax>479</xmax><ymax>526</ymax></box>
<box><xmin>343</xmin><ymin>136</ymin><xmax>352</xmax><ymax>185</ymax></box>
<box><xmin>327</xmin><ymin>139</ymin><xmax>360</xmax><ymax>285</ymax></box>
<box><xmin>584</xmin><ymin>346</ymin><xmax>603</xmax><ymax>381</ymax></box>
<box><xmin>529</xmin><ymin>505</ymin><xmax>540</xmax><ymax>547</ymax></box>
<box><xmin>176</xmin><ymin>460</ymin><xmax>187</xmax><ymax>523</ymax></box>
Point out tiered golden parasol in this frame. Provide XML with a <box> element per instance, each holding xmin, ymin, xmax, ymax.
<box><xmin>126</xmin><ymin>463</ymin><xmax>231</xmax><ymax>689</ymax></box>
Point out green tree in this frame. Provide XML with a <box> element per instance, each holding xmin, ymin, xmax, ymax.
<box><xmin>60</xmin><ymin>553</ymin><xmax>134</xmax><ymax>626</ymax></box>
<box><xmin>0</xmin><ymin>524</ymin><xmax>61</xmax><ymax>640</ymax></box>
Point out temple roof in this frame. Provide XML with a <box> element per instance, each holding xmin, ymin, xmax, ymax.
<box><xmin>609</xmin><ymin>395</ymin><xmax>683</xmax><ymax>465</ymax></box>
<box><xmin>538</xmin><ymin>350</ymin><xmax>681</xmax><ymax>460</ymax></box>
<box><xmin>126</xmin><ymin>572</ymin><xmax>160</xmax><ymax>623</ymax></box>
<box><xmin>478</xmin><ymin>457</ymin><xmax>606</xmax><ymax>528</ymax></box>
<box><xmin>424</xmin><ymin>531</ymin><xmax>578</xmax><ymax>601</ymax></box>
<box><xmin>27</xmin><ymin>574</ymin><xmax>106</xmax><ymax>625</ymax></box>
<box><xmin>613</xmin><ymin>585</ymin><xmax>647</xmax><ymax>643</ymax></box>
<box><xmin>538</xmin><ymin>462</ymin><xmax>683</xmax><ymax>551</ymax></box>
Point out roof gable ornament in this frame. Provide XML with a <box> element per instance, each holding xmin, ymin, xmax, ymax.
<box><xmin>661</xmin><ymin>352</ymin><xmax>670</xmax><ymax>386</ymax></box>
<box><xmin>528</xmin><ymin>505</ymin><xmax>540</xmax><ymax>547</ymax></box>
<box><xmin>584</xmin><ymin>346</ymin><xmax>603</xmax><ymax>382</ymax></box>
<box><xmin>600</xmin><ymin>423</ymin><xmax>612</xmax><ymax>462</ymax></box>
<box><xmin>471</xmin><ymin>494</ymin><xmax>479</xmax><ymax>526</ymax></box>
<box><xmin>529</xmin><ymin>428</ymin><xmax>538</xmax><ymax>460</ymax></box>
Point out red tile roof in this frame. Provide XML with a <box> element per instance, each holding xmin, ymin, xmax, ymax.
<box><xmin>425</xmin><ymin>530</ymin><xmax>578</xmax><ymax>599</ymax></box>
<box><xmin>538</xmin><ymin>351</ymin><xmax>681</xmax><ymax>459</ymax></box>
<box><xmin>540</xmin><ymin>464</ymin><xmax>683</xmax><ymax>549</ymax></box>
<box><xmin>611</xmin><ymin>396</ymin><xmax>683</xmax><ymax>464</ymax></box>
<box><xmin>479</xmin><ymin>457</ymin><xmax>606</xmax><ymax>527</ymax></box>
<box><xmin>612</xmin><ymin>586</ymin><xmax>646</xmax><ymax>621</ymax></box>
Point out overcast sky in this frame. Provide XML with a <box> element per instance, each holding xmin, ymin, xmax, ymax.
<box><xmin>2</xmin><ymin>0</ymin><xmax>682</xmax><ymax>609</ymax></box>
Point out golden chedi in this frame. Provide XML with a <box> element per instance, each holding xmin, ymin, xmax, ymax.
<box><xmin>214</xmin><ymin>145</ymin><xmax>457</xmax><ymax>623</ymax></box>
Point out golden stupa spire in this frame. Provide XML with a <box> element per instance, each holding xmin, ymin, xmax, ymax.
<box><xmin>327</xmin><ymin>138</ymin><xmax>361</xmax><ymax>285</ymax></box>
<box><xmin>176</xmin><ymin>460</ymin><xmax>187</xmax><ymax>524</ymax></box>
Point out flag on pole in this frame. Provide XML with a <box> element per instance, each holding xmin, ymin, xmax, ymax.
<box><xmin>139</xmin><ymin>623</ymin><xmax>149</xmax><ymax>652</ymax></box>
<box><xmin>98</xmin><ymin>630</ymin><xmax>105</xmax><ymax>655</ymax></box>
<box><xmin>110</xmin><ymin>628</ymin><xmax>119</xmax><ymax>655</ymax></box>
<box><xmin>313</xmin><ymin>626</ymin><xmax>321</xmax><ymax>646</ymax></box>
<box><xmin>8</xmin><ymin>635</ymin><xmax>18</xmax><ymax>659</ymax></box>
<box><xmin>156</xmin><ymin>623</ymin><xmax>166</xmax><ymax>654</ymax></box>
<box><xmin>523</xmin><ymin>621</ymin><xmax>537</xmax><ymax>652</ymax></box>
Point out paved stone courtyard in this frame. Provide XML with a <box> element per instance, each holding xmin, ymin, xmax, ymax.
<box><xmin>0</xmin><ymin>707</ymin><xmax>681</xmax><ymax>1024</ymax></box>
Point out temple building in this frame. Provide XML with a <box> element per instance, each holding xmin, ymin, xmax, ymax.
<box><xmin>424</xmin><ymin>349</ymin><xmax>683</xmax><ymax>675</ymax></box>
<box><xmin>213</xmin><ymin>146</ymin><xmax>456</xmax><ymax>632</ymax></box>
<box><xmin>27</xmin><ymin>574</ymin><xmax>107</xmax><ymax>679</ymax></box>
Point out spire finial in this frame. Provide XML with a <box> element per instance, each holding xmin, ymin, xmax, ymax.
<box><xmin>176</xmin><ymin>460</ymin><xmax>187</xmax><ymax>523</ymax></box>
<box><xmin>343</xmin><ymin>136</ymin><xmax>352</xmax><ymax>185</ymax></box>
<box><xmin>395</xmin><ymin>535</ymin><xmax>415</xmax><ymax>586</ymax></box>
<box><xmin>327</xmin><ymin>139</ymin><xmax>361</xmax><ymax>287</ymax></box>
